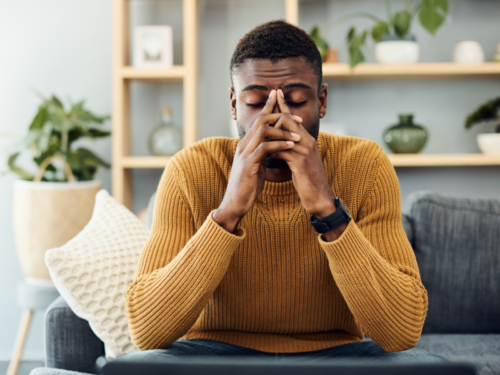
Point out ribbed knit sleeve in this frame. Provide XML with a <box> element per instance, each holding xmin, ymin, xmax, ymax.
<box><xmin>125</xmin><ymin>161</ymin><xmax>246</xmax><ymax>350</ymax></box>
<box><xmin>318</xmin><ymin>150</ymin><xmax>428</xmax><ymax>353</ymax></box>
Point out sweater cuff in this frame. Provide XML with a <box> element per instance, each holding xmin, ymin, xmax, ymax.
<box><xmin>318</xmin><ymin>220</ymin><xmax>374</xmax><ymax>275</ymax></box>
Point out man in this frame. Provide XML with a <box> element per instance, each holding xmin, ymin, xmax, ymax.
<box><xmin>123</xmin><ymin>20</ymin><xmax>447</xmax><ymax>363</ymax></box>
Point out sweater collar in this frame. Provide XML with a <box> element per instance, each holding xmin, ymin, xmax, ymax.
<box><xmin>232</xmin><ymin>132</ymin><xmax>327</xmax><ymax>196</ymax></box>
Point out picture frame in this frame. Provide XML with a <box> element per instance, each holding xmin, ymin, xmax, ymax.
<box><xmin>133</xmin><ymin>26</ymin><xmax>173</xmax><ymax>68</ymax></box>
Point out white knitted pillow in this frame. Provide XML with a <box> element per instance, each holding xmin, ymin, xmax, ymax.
<box><xmin>45</xmin><ymin>189</ymin><xmax>149</xmax><ymax>359</ymax></box>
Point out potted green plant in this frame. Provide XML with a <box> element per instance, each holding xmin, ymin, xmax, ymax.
<box><xmin>2</xmin><ymin>93</ymin><xmax>111</xmax><ymax>282</ymax></box>
<box><xmin>310</xmin><ymin>0</ymin><xmax>449</xmax><ymax>68</ymax></box>
<box><xmin>465</xmin><ymin>97</ymin><xmax>500</xmax><ymax>155</ymax></box>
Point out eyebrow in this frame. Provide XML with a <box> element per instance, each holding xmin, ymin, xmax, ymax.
<box><xmin>241</xmin><ymin>83</ymin><xmax>312</xmax><ymax>92</ymax></box>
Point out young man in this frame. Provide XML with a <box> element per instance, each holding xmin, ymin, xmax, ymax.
<box><xmin>123</xmin><ymin>20</ymin><xmax>447</xmax><ymax>363</ymax></box>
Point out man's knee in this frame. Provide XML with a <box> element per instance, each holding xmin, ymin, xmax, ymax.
<box><xmin>114</xmin><ymin>348</ymin><xmax>174</xmax><ymax>363</ymax></box>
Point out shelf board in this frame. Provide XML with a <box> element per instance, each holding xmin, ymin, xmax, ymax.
<box><xmin>388</xmin><ymin>153</ymin><xmax>500</xmax><ymax>167</ymax></box>
<box><xmin>121</xmin><ymin>66</ymin><xmax>185</xmax><ymax>81</ymax></box>
<box><xmin>121</xmin><ymin>156</ymin><xmax>172</xmax><ymax>169</ymax></box>
<box><xmin>119</xmin><ymin>154</ymin><xmax>500</xmax><ymax>169</ymax></box>
<box><xmin>322</xmin><ymin>62</ymin><xmax>500</xmax><ymax>78</ymax></box>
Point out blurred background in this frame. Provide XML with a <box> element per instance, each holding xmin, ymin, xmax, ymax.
<box><xmin>1</xmin><ymin>0</ymin><xmax>499</xmax><ymax>368</ymax></box>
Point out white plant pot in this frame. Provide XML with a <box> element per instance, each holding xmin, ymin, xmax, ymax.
<box><xmin>375</xmin><ymin>41</ymin><xmax>419</xmax><ymax>64</ymax></box>
<box><xmin>13</xmin><ymin>180</ymin><xmax>101</xmax><ymax>281</ymax></box>
<box><xmin>477</xmin><ymin>133</ymin><xmax>500</xmax><ymax>155</ymax></box>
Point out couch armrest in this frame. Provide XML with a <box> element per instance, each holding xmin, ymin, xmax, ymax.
<box><xmin>45</xmin><ymin>296</ymin><xmax>104</xmax><ymax>374</ymax></box>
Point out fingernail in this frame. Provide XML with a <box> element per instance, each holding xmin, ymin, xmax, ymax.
<box><xmin>292</xmin><ymin>115</ymin><xmax>302</xmax><ymax>121</ymax></box>
<box><xmin>279</xmin><ymin>89</ymin><xmax>284</xmax><ymax>98</ymax></box>
<box><xmin>269</xmin><ymin>90</ymin><xmax>275</xmax><ymax>98</ymax></box>
<box><xmin>290</xmin><ymin>133</ymin><xmax>300</xmax><ymax>139</ymax></box>
<box><xmin>286</xmin><ymin>141</ymin><xmax>294</xmax><ymax>146</ymax></box>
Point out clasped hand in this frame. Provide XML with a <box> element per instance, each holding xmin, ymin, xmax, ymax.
<box><xmin>213</xmin><ymin>89</ymin><xmax>336</xmax><ymax>234</ymax></box>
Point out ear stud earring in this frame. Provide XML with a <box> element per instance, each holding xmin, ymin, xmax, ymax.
<box><xmin>232</xmin><ymin>115</ymin><xmax>236</xmax><ymax>120</ymax></box>
<box><xmin>320</xmin><ymin>113</ymin><xmax>324</xmax><ymax>118</ymax></box>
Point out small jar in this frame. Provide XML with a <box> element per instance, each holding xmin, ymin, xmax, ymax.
<box><xmin>453</xmin><ymin>40</ymin><xmax>484</xmax><ymax>64</ymax></box>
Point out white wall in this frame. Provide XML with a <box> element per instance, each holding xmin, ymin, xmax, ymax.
<box><xmin>1</xmin><ymin>0</ymin><xmax>499</xmax><ymax>361</ymax></box>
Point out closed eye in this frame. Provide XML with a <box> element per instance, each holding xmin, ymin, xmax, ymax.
<box><xmin>287</xmin><ymin>100</ymin><xmax>307</xmax><ymax>107</ymax></box>
<box><xmin>246</xmin><ymin>103</ymin><xmax>266</xmax><ymax>108</ymax></box>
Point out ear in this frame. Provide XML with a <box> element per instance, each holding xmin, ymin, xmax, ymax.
<box><xmin>229</xmin><ymin>87</ymin><xmax>237</xmax><ymax>120</ymax></box>
<box><xmin>318</xmin><ymin>83</ymin><xmax>328</xmax><ymax>118</ymax></box>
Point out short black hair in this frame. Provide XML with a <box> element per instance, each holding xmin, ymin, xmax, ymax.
<box><xmin>230</xmin><ymin>20</ymin><xmax>322</xmax><ymax>91</ymax></box>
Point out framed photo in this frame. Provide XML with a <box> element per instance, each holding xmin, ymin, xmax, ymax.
<box><xmin>133</xmin><ymin>26</ymin><xmax>173</xmax><ymax>68</ymax></box>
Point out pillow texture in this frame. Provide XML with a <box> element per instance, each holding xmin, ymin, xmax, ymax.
<box><xmin>46</xmin><ymin>189</ymin><xmax>149</xmax><ymax>359</ymax></box>
<box><xmin>407</xmin><ymin>191</ymin><xmax>500</xmax><ymax>334</ymax></box>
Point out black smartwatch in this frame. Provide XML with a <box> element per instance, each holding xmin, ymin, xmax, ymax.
<box><xmin>309</xmin><ymin>197</ymin><xmax>352</xmax><ymax>234</ymax></box>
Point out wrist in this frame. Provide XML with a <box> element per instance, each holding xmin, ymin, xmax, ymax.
<box><xmin>322</xmin><ymin>222</ymin><xmax>348</xmax><ymax>242</ymax></box>
<box><xmin>212</xmin><ymin>207</ymin><xmax>243</xmax><ymax>234</ymax></box>
<box><xmin>310</xmin><ymin>200</ymin><xmax>337</xmax><ymax>220</ymax></box>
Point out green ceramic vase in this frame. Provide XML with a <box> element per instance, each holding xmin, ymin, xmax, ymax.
<box><xmin>383</xmin><ymin>114</ymin><xmax>428</xmax><ymax>154</ymax></box>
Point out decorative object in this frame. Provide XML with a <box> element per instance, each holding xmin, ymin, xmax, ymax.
<box><xmin>148</xmin><ymin>107</ymin><xmax>183</xmax><ymax>156</ymax></box>
<box><xmin>323</xmin><ymin>48</ymin><xmax>339</xmax><ymax>63</ymax></box>
<box><xmin>375</xmin><ymin>34</ymin><xmax>419</xmax><ymax>64</ymax></box>
<box><xmin>453</xmin><ymin>40</ymin><xmax>484</xmax><ymax>64</ymax></box>
<box><xmin>493</xmin><ymin>44</ymin><xmax>500</xmax><ymax>62</ymax></box>
<box><xmin>2</xmin><ymin>93</ymin><xmax>111</xmax><ymax>282</ymax></box>
<box><xmin>310</xmin><ymin>0</ymin><xmax>449</xmax><ymax>67</ymax></box>
<box><xmin>383</xmin><ymin>114</ymin><xmax>428</xmax><ymax>154</ymax></box>
<box><xmin>45</xmin><ymin>189</ymin><xmax>150</xmax><ymax>360</ymax></box>
<box><xmin>133</xmin><ymin>26</ymin><xmax>173</xmax><ymax>68</ymax></box>
<box><xmin>465</xmin><ymin>97</ymin><xmax>500</xmax><ymax>155</ymax></box>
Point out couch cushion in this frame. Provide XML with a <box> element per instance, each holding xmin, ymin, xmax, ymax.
<box><xmin>406</xmin><ymin>192</ymin><xmax>500</xmax><ymax>334</ymax></box>
<box><xmin>416</xmin><ymin>334</ymin><xmax>500</xmax><ymax>375</ymax></box>
<box><xmin>45</xmin><ymin>190</ymin><xmax>149</xmax><ymax>360</ymax></box>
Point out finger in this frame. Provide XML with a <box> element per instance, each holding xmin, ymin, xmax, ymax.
<box><xmin>277</xmin><ymin>89</ymin><xmax>291</xmax><ymax>114</ymax></box>
<box><xmin>261</xmin><ymin>89</ymin><xmax>277</xmax><ymax>115</ymax></box>
<box><xmin>274</xmin><ymin>113</ymin><xmax>303</xmax><ymax>135</ymax></box>
<box><xmin>251</xmin><ymin>140</ymin><xmax>295</xmax><ymax>163</ymax></box>
<box><xmin>245</xmin><ymin>122</ymin><xmax>301</xmax><ymax>155</ymax></box>
<box><xmin>238</xmin><ymin>113</ymin><xmax>282</xmax><ymax>151</ymax></box>
<box><xmin>267</xmin><ymin>150</ymin><xmax>295</xmax><ymax>163</ymax></box>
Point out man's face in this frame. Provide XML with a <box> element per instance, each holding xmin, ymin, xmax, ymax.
<box><xmin>230</xmin><ymin>58</ymin><xmax>328</xmax><ymax>168</ymax></box>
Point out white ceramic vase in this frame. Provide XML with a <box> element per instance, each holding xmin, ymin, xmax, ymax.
<box><xmin>453</xmin><ymin>40</ymin><xmax>484</xmax><ymax>64</ymax></box>
<box><xmin>477</xmin><ymin>133</ymin><xmax>500</xmax><ymax>155</ymax></box>
<box><xmin>375</xmin><ymin>35</ymin><xmax>419</xmax><ymax>64</ymax></box>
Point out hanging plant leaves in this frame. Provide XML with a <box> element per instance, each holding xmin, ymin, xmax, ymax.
<box><xmin>419</xmin><ymin>0</ymin><xmax>449</xmax><ymax>35</ymax></box>
<box><xmin>347</xmin><ymin>27</ymin><xmax>367</xmax><ymax>68</ymax></box>
<box><xmin>464</xmin><ymin>97</ymin><xmax>500</xmax><ymax>129</ymax></box>
<box><xmin>309</xmin><ymin>26</ymin><xmax>329</xmax><ymax>59</ymax></box>
<box><xmin>7</xmin><ymin>153</ymin><xmax>34</xmax><ymax>180</ymax></box>
<box><xmin>393</xmin><ymin>10</ymin><xmax>412</xmax><ymax>38</ymax></box>
<box><xmin>371</xmin><ymin>21</ymin><xmax>389</xmax><ymax>42</ymax></box>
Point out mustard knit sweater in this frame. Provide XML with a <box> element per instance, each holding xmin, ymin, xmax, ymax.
<box><xmin>125</xmin><ymin>132</ymin><xmax>427</xmax><ymax>354</ymax></box>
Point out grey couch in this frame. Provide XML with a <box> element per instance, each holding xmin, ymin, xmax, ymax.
<box><xmin>31</xmin><ymin>192</ymin><xmax>500</xmax><ymax>375</ymax></box>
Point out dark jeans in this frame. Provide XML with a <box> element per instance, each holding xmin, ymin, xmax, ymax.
<box><xmin>115</xmin><ymin>338</ymin><xmax>449</xmax><ymax>364</ymax></box>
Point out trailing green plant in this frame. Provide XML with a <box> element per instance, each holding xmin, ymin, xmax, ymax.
<box><xmin>309</xmin><ymin>0</ymin><xmax>449</xmax><ymax>67</ymax></box>
<box><xmin>465</xmin><ymin>97</ymin><xmax>500</xmax><ymax>133</ymax></box>
<box><xmin>3</xmin><ymin>92</ymin><xmax>111</xmax><ymax>182</ymax></box>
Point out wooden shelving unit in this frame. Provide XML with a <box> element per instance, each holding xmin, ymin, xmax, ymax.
<box><xmin>112</xmin><ymin>0</ymin><xmax>500</xmax><ymax>208</ymax></box>
<box><xmin>322</xmin><ymin>62</ymin><xmax>500</xmax><ymax>78</ymax></box>
<box><xmin>388</xmin><ymin>154</ymin><xmax>500</xmax><ymax>167</ymax></box>
<box><xmin>112</xmin><ymin>0</ymin><xmax>198</xmax><ymax>208</ymax></box>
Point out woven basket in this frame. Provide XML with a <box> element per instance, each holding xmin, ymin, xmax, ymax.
<box><xmin>13</xmin><ymin>156</ymin><xmax>101</xmax><ymax>281</ymax></box>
